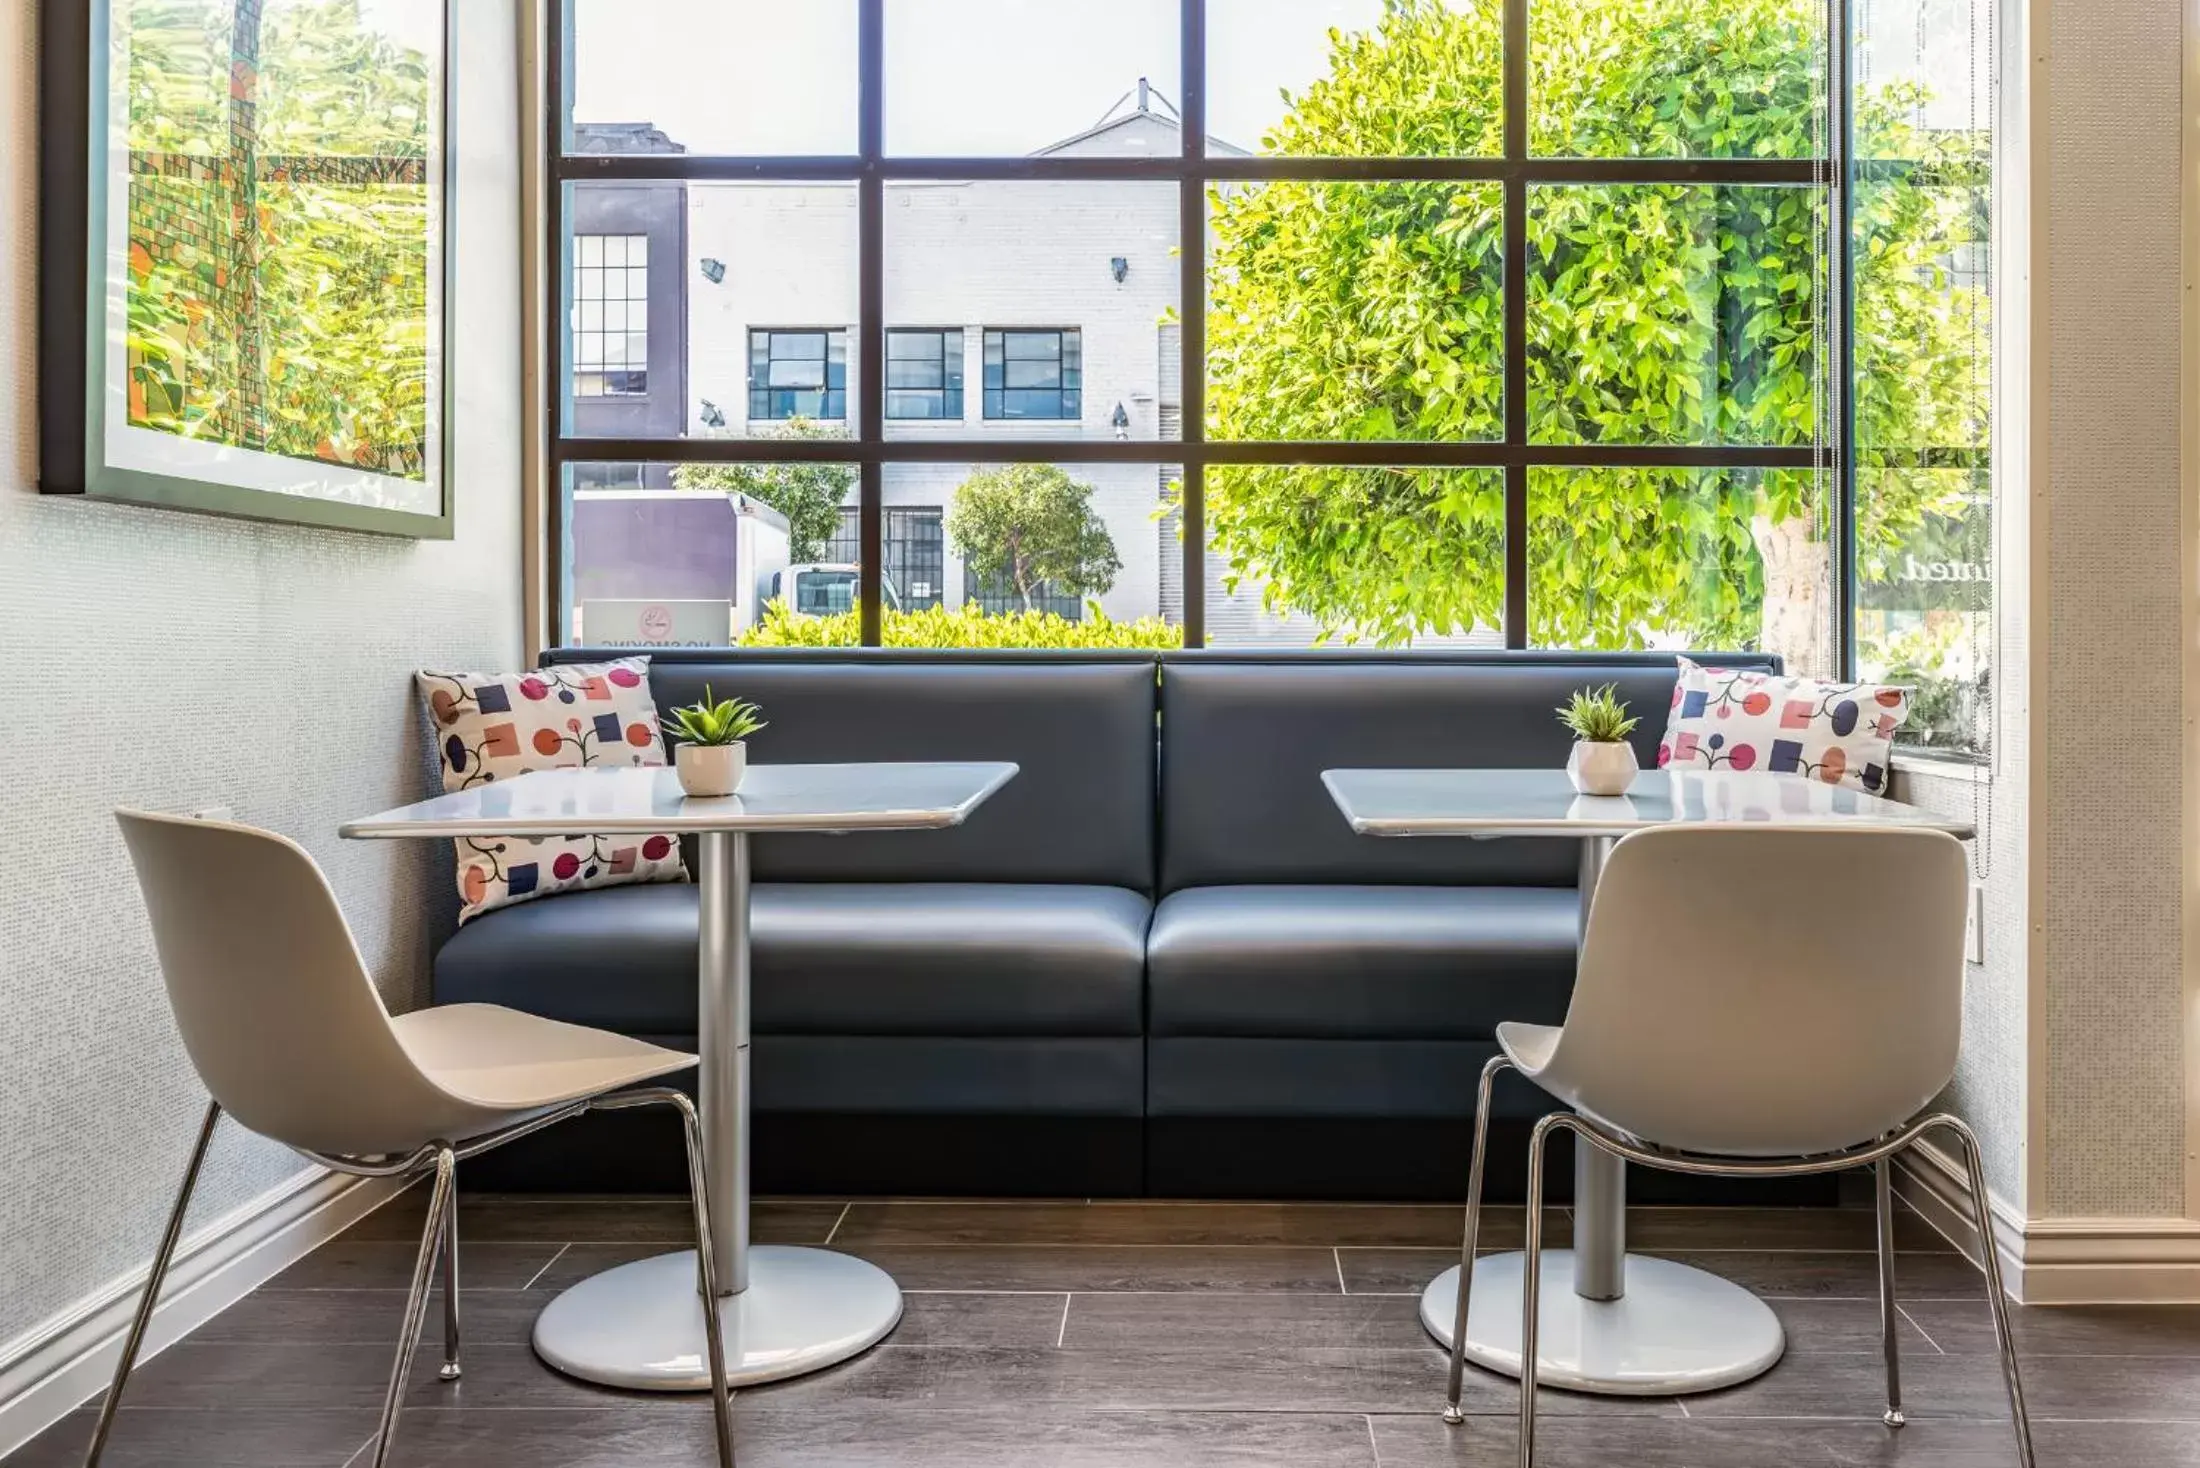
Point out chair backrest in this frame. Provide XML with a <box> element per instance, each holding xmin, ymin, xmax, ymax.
<box><xmin>116</xmin><ymin>811</ymin><xmax>461</xmax><ymax>1157</ymax></box>
<box><xmin>1541</xmin><ymin>824</ymin><xmax>1969</xmax><ymax>1157</ymax></box>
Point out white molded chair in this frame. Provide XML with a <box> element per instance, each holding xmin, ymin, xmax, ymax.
<box><xmin>94</xmin><ymin>811</ymin><xmax>735</xmax><ymax>1468</ymax></box>
<box><xmin>1439</xmin><ymin>825</ymin><xmax>2032</xmax><ymax>1468</ymax></box>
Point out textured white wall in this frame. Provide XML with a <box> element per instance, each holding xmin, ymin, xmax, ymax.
<box><xmin>0</xmin><ymin>0</ymin><xmax>525</xmax><ymax>1344</ymax></box>
<box><xmin>2034</xmin><ymin>0</ymin><xmax>2186</xmax><ymax>1220</ymax></box>
<box><xmin>1900</xmin><ymin>0</ymin><xmax>2189</xmax><ymax>1225</ymax></box>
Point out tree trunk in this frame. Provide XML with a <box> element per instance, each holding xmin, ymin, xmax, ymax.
<box><xmin>1751</xmin><ymin>514</ymin><xmax>1834</xmax><ymax>678</ymax></box>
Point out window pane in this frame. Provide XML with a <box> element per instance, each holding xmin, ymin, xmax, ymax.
<box><xmin>569</xmin><ymin>0</ymin><xmax>856</xmax><ymax>155</ymax></box>
<box><xmin>886</xmin><ymin>1</ymin><xmax>1179</xmax><ymax>157</ymax></box>
<box><xmin>1527</xmin><ymin>184</ymin><xmax>1827</xmax><ymax>447</ymax></box>
<box><xmin>840</xmin><ymin>464</ymin><xmax>1181</xmax><ymax>648</ymax></box>
<box><xmin>1853</xmin><ymin>0</ymin><xmax>1995</xmax><ymax>754</ymax></box>
<box><xmin>1202</xmin><ymin>467</ymin><xmax>1507</xmax><ymax>646</ymax></box>
<box><xmin>1526</xmin><ymin>468</ymin><xmax>1834</xmax><ymax>675</ymax></box>
<box><xmin>562</xmin><ymin>460</ymin><xmax>858</xmax><ymax>647</ymax></box>
<box><xmin>563</xmin><ymin>182</ymin><xmax>858</xmax><ymax>441</ymax></box>
<box><xmin>885</xmin><ymin>329</ymin><xmax>963</xmax><ymax>418</ymax></box>
<box><xmin>885</xmin><ymin>183</ymin><xmax>1176</xmax><ymax>440</ymax></box>
<box><xmin>1208</xmin><ymin>182</ymin><xmax>1503</xmax><ymax>442</ymax></box>
<box><xmin>1206</xmin><ymin>0</ymin><xmax>1502</xmax><ymax>158</ymax></box>
<box><xmin>1529</xmin><ymin>0</ymin><xmax>1825</xmax><ymax>159</ymax></box>
<box><xmin>753</xmin><ymin>330</ymin><xmax>846</xmax><ymax>418</ymax></box>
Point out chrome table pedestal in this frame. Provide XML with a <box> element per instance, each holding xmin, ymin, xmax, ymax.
<box><xmin>531</xmin><ymin>829</ymin><xmax>904</xmax><ymax>1388</ymax></box>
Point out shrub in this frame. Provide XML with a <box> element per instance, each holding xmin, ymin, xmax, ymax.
<box><xmin>737</xmin><ymin>601</ymin><xmax>1184</xmax><ymax>650</ymax></box>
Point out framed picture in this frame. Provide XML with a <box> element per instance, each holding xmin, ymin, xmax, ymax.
<box><xmin>38</xmin><ymin>0</ymin><xmax>454</xmax><ymax>538</ymax></box>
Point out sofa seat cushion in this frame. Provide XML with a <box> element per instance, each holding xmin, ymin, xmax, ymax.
<box><xmin>1146</xmin><ymin>885</ymin><xmax>1578</xmax><ymax>1041</ymax></box>
<box><xmin>435</xmin><ymin>881</ymin><xmax>1150</xmax><ymax>1038</ymax></box>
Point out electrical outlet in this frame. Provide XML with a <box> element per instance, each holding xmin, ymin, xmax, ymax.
<box><xmin>1964</xmin><ymin>882</ymin><xmax>1986</xmax><ymax>965</ymax></box>
<box><xmin>192</xmin><ymin>805</ymin><xmax>235</xmax><ymax>823</ymax></box>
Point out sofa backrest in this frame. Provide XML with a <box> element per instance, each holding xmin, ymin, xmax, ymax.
<box><xmin>544</xmin><ymin>649</ymin><xmax>1159</xmax><ymax>890</ymax></box>
<box><xmin>1156</xmin><ymin>653</ymin><xmax>1781</xmax><ymax>893</ymax></box>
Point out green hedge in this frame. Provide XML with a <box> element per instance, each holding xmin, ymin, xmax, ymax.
<box><xmin>737</xmin><ymin>601</ymin><xmax>1184</xmax><ymax>650</ymax></box>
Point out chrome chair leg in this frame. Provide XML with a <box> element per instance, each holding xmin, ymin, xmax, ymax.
<box><xmin>83</xmin><ymin>1100</ymin><xmax>221</xmax><ymax>1468</ymax></box>
<box><xmin>1445</xmin><ymin>1054</ymin><xmax>1512</xmax><ymax>1424</ymax></box>
<box><xmin>675</xmin><ymin>1092</ymin><xmax>737</xmax><ymax>1468</ymax></box>
<box><xmin>1874</xmin><ymin>1156</ymin><xmax>1904</xmax><ymax>1427</ymax></box>
<box><xmin>591</xmin><ymin>1086</ymin><xmax>737</xmax><ymax>1466</ymax></box>
<box><xmin>1516</xmin><ymin>1112</ymin><xmax>1564</xmax><ymax>1468</ymax></box>
<box><xmin>1940</xmin><ymin>1119</ymin><xmax>2035</xmax><ymax>1468</ymax></box>
<box><xmin>437</xmin><ymin>1180</ymin><xmax>462</xmax><ymax>1383</ymax></box>
<box><xmin>371</xmin><ymin>1146</ymin><xmax>455</xmax><ymax>1468</ymax></box>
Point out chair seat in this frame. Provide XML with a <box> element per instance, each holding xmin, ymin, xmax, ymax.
<box><xmin>391</xmin><ymin>1003</ymin><xmax>695</xmax><ymax>1114</ymax></box>
<box><xmin>435</xmin><ymin>881</ymin><xmax>1151</xmax><ymax>1038</ymax></box>
<box><xmin>1146</xmin><ymin>885</ymin><xmax>1579</xmax><ymax>1040</ymax></box>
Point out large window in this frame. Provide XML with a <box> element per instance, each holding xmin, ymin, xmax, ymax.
<box><xmin>573</xmin><ymin>234</ymin><xmax>650</xmax><ymax>396</ymax></box>
<box><xmin>553</xmin><ymin>0</ymin><xmax>1994</xmax><ymax>749</ymax></box>
<box><xmin>748</xmin><ymin>329</ymin><xmax>848</xmax><ymax>421</ymax></box>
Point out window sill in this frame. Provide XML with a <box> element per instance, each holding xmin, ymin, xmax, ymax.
<box><xmin>1891</xmin><ymin>748</ymin><xmax>1991</xmax><ymax>786</ymax></box>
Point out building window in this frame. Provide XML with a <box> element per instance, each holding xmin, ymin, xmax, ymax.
<box><xmin>965</xmin><ymin>561</ymin><xmax>1083</xmax><ymax>621</ymax></box>
<box><xmin>832</xmin><ymin>505</ymin><xmax>946</xmax><ymax>609</ymax></box>
<box><xmin>749</xmin><ymin>329</ymin><xmax>848</xmax><ymax>421</ymax></box>
<box><xmin>886</xmin><ymin>330</ymin><xmax>965</xmax><ymax>420</ymax></box>
<box><xmin>572</xmin><ymin>234</ymin><xmax>648</xmax><ymax>397</ymax></box>
<box><xmin>983</xmin><ymin>329</ymin><xmax>1081</xmax><ymax>421</ymax></box>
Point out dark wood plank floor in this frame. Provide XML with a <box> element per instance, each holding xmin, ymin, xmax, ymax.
<box><xmin>13</xmin><ymin>1196</ymin><xmax>2198</xmax><ymax>1467</ymax></box>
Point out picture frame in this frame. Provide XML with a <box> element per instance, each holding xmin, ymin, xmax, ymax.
<box><xmin>38</xmin><ymin>0</ymin><xmax>456</xmax><ymax>539</ymax></box>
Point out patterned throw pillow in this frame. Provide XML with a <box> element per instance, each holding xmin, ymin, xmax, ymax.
<box><xmin>1657</xmin><ymin>657</ymin><xmax>1912</xmax><ymax>795</ymax></box>
<box><xmin>416</xmin><ymin>657</ymin><xmax>686</xmax><ymax>922</ymax></box>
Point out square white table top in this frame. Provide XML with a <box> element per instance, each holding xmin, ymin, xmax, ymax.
<box><xmin>1321</xmin><ymin>767</ymin><xmax>1974</xmax><ymax>840</ymax></box>
<box><xmin>340</xmin><ymin>762</ymin><xmax>1019</xmax><ymax>840</ymax></box>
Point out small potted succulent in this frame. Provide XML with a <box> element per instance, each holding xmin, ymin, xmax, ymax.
<box><xmin>1557</xmin><ymin>684</ymin><xmax>1641</xmax><ymax>796</ymax></box>
<box><xmin>667</xmin><ymin>687</ymin><xmax>767</xmax><ymax>797</ymax></box>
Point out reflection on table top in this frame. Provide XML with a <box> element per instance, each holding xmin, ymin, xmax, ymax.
<box><xmin>341</xmin><ymin>762</ymin><xmax>1020</xmax><ymax>839</ymax></box>
<box><xmin>1321</xmin><ymin>767</ymin><xmax>1974</xmax><ymax>840</ymax></box>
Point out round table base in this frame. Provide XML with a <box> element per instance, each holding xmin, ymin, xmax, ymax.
<box><xmin>1420</xmin><ymin>1250</ymin><xmax>1785</xmax><ymax>1396</ymax></box>
<box><xmin>533</xmin><ymin>1245</ymin><xmax>903</xmax><ymax>1391</ymax></box>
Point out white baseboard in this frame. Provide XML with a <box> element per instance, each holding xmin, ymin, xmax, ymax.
<box><xmin>1896</xmin><ymin>1141</ymin><xmax>2200</xmax><ymax>1304</ymax></box>
<box><xmin>0</xmin><ymin>1162</ymin><xmax>409</xmax><ymax>1460</ymax></box>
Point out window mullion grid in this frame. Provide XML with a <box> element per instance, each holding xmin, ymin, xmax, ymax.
<box><xmin>546</xmin><ymin>0</ymin><xmax>1850</xmax><ymax>656</ymax></box>
<box><xmin>1177</xmin><ymin>0</ymin><xmax>1207</xmax><ymax>648</ymax></box>
<box><xmin>856</xmin><ymin>0</ymin><xmax>884</xmax><ymax>644</ymax></box>
<box><xmin>1830</xmin><ymin>0</ymin><xmax>1858</xmax><ymax>677</ymax></box>
<box><xmin>1501</xmin><ymin>0</ymin><xmax>1530</xmax><ymax>650</ymax></box>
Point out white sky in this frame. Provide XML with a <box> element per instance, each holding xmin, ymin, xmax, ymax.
<box><xmin>568</xmin><ymin>0</ymin><xmax>1401</xmax><ymax>157</ymax></box>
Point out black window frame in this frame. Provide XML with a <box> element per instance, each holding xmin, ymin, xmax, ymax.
<box><xmin>571</xmin><ymin>231</ymin><xmax>650</xmax><ymax>398</ymax></box>
<box><xmin>747</xmin><ymin>327</ymin><xmax>848</xmax><ymax>422</ymax></box>
<box><xmin>885</xmin><ymin>327</ymin><xmax>965</xmax><ymax>420</ymax></box>
<box><xmin>549</xmin><ymin>0</ymin><xmax>1862</xmax><ymax>657</ymax></box>
<box><xmin>981</xmin><ymin>328</ymin><xmax>1080</xmax><ymax>421</ymax></box>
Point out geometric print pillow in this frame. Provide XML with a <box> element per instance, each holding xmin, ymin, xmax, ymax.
<box><xmin>1657</xmin><ymin>656</ymin><xmax>1912</xmax><ymax>795</ymax></box>
<box><xmin>415</xmin><ymin>657</ymin><xmax>687</xmax><ymax>923</ymax></box>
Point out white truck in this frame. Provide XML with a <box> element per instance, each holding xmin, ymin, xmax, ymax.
<box><xmin>769</xmin><ymin>563</ymin><xmax>905</xmax><ymax>618</ymax></box>
<box><xmin>569</xmin><ymin>490</ymin><xmax>791</xmax><ymax>646</ymax></box>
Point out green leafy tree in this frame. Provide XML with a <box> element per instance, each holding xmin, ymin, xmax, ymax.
<box><xmin>947</xmin><ymin>464</ymin><xmax>1123</xmax><ymax>611</ymax></box>
<box><xmin>672</xmin><ymin>419</ymin><xmax>855</xmax><ymax>563</ymax></box>
<box><xmin>1204</xmin><ymin>0</ymin><xmax>1986</xmax><ymax>672</ymax></box>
